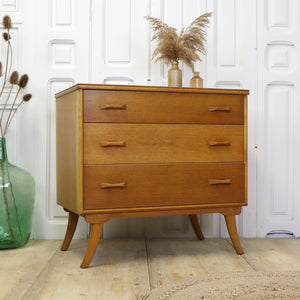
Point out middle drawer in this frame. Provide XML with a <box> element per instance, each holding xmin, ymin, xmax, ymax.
<box><xmin>84</xmin><ymin>124</ymin><xmax>244</xmax><ymax>164</ymax></box>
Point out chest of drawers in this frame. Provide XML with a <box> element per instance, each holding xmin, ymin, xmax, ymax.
<box><xmin>56</xmin><ymin>84</ymin><xmax>249</xmax><ymax>268</ymax></box>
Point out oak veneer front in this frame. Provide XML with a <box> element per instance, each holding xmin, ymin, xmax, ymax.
<box><xmin>84</xmin><ymin>124</ymin><xmax>244</xmax><ymax>164</ymax></box>
<box><xmin>84</xmin><ymin>163</ymin><xmax>245</xmax><ymax>210</ymax></box>
<box><xmin>84</xmin><ymin>90</ymin><xmax>244</xmax><ymax>124</ymax></box>
<box><xmin>56</xmin><ymin>84</ymin><xmax>249</xmax><ymax>268</ymax></box>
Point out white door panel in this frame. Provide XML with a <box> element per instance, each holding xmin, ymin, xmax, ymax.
<box><xmin>16</xmin><ymin>0</ymin><xmax>91</xmax><ymax>239</ymax></box>
<box><xmin>256</xmin><ymin>0</ymin><xmax>300</xmax><ymax>237</ymax></box>
<box><xmin>3</xmin><ymin>0</ymin><xmax>297</xmax><ymax>239</ymax></box>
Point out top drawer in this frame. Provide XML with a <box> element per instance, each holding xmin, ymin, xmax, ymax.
<box><xmin>83</xmin><ymin>90</ymin><xmax>244</xmax><ymax>124</ymax></box>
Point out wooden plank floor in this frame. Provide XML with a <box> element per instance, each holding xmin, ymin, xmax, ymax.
<box><xmin>1</xmin><ymin>238</ymin><xmax>300</xmax><ymax>300</ymax></box>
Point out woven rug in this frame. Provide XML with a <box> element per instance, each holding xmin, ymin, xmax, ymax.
<box><xmin>140</xmin><ymin>272</ymin><xmax>300</xmax><ymax>299</ymax></box>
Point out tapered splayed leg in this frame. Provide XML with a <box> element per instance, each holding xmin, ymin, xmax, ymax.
<box><xmin>224</xmin><ymin>214</ymin><xmax>244</xmax><ymax>255</ymax></box>
<box><xmin>61</xmin><ymin>211</ymin><xmax>79</xmax><ymax>251</ymax></box>
<box><xmin>189</xmin><ymin>214</ymin><xmax>204</xmax><ymax>240</ymax></box>
<box><xmin>80</xmin><ymin>223</ymin><xmax>103</xmax><ymax>268</ymax></box>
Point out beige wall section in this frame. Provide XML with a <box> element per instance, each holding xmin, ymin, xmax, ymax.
<box><xmin>56</xmin><ymin>89</ymin><xmax>83</xmax><ymax>215</ymax></box>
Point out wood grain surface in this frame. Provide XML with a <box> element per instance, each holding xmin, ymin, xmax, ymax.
<box><xmin>56</xmin><ymin>89</ymin><xmax>83</xmax><ymax>214</ymax></box>
<box><xmin>83</xmin><ymin>90</ymin><xmax>245</xmax><ymax>124</ymax></box>
<box><xmin>84</xmin><ymin>163</ymin><xmax>245</xmax><ymax>210</ymax></box>
<box><xmin>84</xmin><ymin>124</ymin><xmax>244</xmax><ymax>164</ymax></box>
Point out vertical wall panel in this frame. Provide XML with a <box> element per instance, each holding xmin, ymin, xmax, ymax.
<box><xmin>19</xmin><ymin>0</ymin><xmax>90</xmax><ymax>239</ymax></box>
<box><xmin>265</xmin><ymin>84</ymin><xmax>293</xmax><ymax>215</ymax></box>
<box><xmin>217</xmin><ymin>0</ymin><xmax>236</xmax><ymax>67</ymax></box>
<box><xmin>50</xmin><ymin>0</ymin><xmax>73</xmax><ymax>28</ymax></box>
<box><xmin>49</xmin><ymin>40</ymin><xmax>75</xmax><ymax>67</ymax></box>
<box><xmin>267</xmin><ymin>0</ymin><xmax>289</xmax><ymax>29</ymax></box>
<box><xmin>257</xmin><ymin>0</ymin><xmax>300</xmax><ymax>236</ymax></box>
<box><xmin>164</xmin><ymin>0</ymin><xmax>182</xmax><ymax>27</ymax></box>
<box><xmin>106</xmin><ymin>0</ymin><xmax>131</xmax><ymax>63</ymax></box>
<box><xmin>56</xmin><ymin>0</ymin><xmax>72</xmax><ymax>25</ymax></box>
<box><xmin>92</xmin><ymin>0</ymin><xmax>149</xmax><ymax>84</ymax></box>
<box><xmin>0</xmin><ymin>0</ymin><xmax>17</xmax><ymax>10</ymax></box>
<box><xmin>266</xmin><ymin>42</ymin><xmax>295</xmax><ymax>72</ymax></box>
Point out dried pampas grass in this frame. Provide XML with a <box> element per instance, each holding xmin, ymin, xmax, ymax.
<box><xmin>146</xmin><ymin>12</ymin><xmax>212</xmax><ymax>71</ymax></box>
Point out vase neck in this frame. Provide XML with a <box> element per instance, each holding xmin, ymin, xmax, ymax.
<box><xmin>0</xmin><ymin>138</ymin><xmax>8</xmax><ymax>163</ymax></box>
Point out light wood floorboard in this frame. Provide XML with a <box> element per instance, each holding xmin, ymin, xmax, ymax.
<box><xmin>146</xmin><ymin>238</ymin><xmax>253</xmax><ymax>288</ymax></box>
<box><xmin>0</xmin><ymin>240</ymin><xmax>61</xmax><ymax>300</ymax></box>
<box><xmin>1</xmin><ymin>238</ymin><xmax>300</xmax><ymax>300</ymax></box>
<box><xmin>21</xmin><ymin>239</ymin><xmax>149</xmax><ymax>300</ymax></box>
<box><xmin>239</xmin><ymin>238</ymin><xmax>300</xmax><ymax>272</ymax></box>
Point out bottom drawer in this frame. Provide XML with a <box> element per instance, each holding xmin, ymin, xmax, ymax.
<box><xmin>84</xmin><ymin>163</ymin><xmax>245</xmax><ymax>210</ymax></box>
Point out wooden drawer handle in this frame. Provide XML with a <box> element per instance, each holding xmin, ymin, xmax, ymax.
<box><xmin>100</xmin><ymin>141</ymin><xmax>126</xmax><ymax>147</ymax></box>
<box><xmin>208</xmin><ymin>141</ymin><xmax>231</xmax><ymax>146</ymax></box>
<box><xmin>100</xmin><ymin>182</ymin><xmax>127</xmax><ymax>189</ymax></box>
<box><xmin>209</xmin><ymin>179</ymin><xmax>232</xmax><ymax>185</ymax></box>
<box><xmin>208</xmin><ymin>106</ymin><xmax>231</xmax><ymax>112</ymax></box>
<box><xmin>100</xmin><ymin>103</ymin><xmax>127</xmax><ymax>110</ymax></box>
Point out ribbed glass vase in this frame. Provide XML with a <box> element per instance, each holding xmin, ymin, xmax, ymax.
<box><xmin>0</xmin><ymin>138</ymin><xmax>35</xmax><ymax>248</ymax></box>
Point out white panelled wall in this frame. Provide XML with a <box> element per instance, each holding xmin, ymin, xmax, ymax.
<box><xmin>2</xmin><ymin>0</ymin><xmax>299</xmax><ymax>239</ymax></box>
<box><xmin>256</xmin><ymin>0</ymin><xmax>300</xmax><ymax>237</ymax></box>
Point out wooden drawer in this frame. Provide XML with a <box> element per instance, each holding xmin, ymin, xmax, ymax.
<box><xmin>83</xmin><ymin>90</ymin><xmax>244</xmax><ymax>124</ymax></box>
<box><xmin>84</xmin><ymin>124</ymin><xmax>244</xmax><ymax>164</ymax></box>
<box><xmin>83</xmin><ymin>163</ymin><xmax>245</xmax><ymax>210</ymax></box>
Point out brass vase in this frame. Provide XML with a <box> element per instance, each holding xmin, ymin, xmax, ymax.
<box><xmin>168</xmin><ymin>62</ymin><xmax>182</xmax><ymax>87</ymax></box>
<box><xmin>190</xmin><ymin>72</ymin><xmax>203</xmax><ymax>88</ymax></box>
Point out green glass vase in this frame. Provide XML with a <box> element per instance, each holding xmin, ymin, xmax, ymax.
<box><xmin>0</xmin><ymin>138</ymin><xmax>35</xmax><ymax>248</ymax></box>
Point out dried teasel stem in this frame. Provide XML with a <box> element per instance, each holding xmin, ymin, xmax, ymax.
<box><xmin>3</xmin><ymin>74</ymin><xmax>29</xmax><ymax>135</ymax></box>
<box><xmin>3</xmin><ymin>86</ymin><xmax>22</xmax><ymax>136</ymax></box>
<box><xmin>0</xmin><ymin>18</ymin><xmax>12</xmax><ymax>98</ymax></box>
<box><xmin>7</xmin><ymin>38</ymin><xmax>13</xmax><ymax>81</ymax></box>
<box><xmin>4</xmin><ymin>94</ymin><xmax>32</xmax><ymax>137</ymax></box>
<box><xmin>0</xmin><ymin>71</ymin><xmax>19</xmax><ymax>136</ymax></box>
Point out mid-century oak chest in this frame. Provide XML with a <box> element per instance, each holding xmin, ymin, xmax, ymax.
<box><xmin>56</xmin><ymin>84</ymin><xmax>249</xmax><ymax>268</ymax></box>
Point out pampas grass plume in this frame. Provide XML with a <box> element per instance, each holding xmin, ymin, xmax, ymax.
<box><xmin>146</xmin><ymin>12</ymin><xmax>212</xmax><ymax>70</ymax></box>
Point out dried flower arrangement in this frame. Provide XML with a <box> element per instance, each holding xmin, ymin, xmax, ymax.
<box><xmin>146</xmin><ymin>12</ymin><xmax>212</xmax><ymax>71</ymax></box>
<box><xmin>0</xmin><ymin>15</ymin><xmax>31</xmax><ymax>138</ymax></box>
